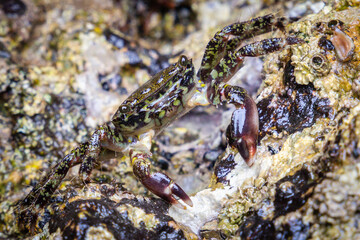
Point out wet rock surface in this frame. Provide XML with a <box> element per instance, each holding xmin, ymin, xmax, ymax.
<box><xmin>47</xmin><ymin>185</ymin><xmax>186</xmax><ymax>240</ymax></box>
<box><xmin>258</xmin><ymin>60</ymin><xmax>333</xmax><ymax>139</ymax></box>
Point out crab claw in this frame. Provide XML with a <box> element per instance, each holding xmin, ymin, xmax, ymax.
<box><xmin>227</xmin><ymin>95</ymin><xmax>259</xmax><ymax>166</ymax></box>
<box><xmin>141</xmin><ymin>172</ymin><xmax>193</xmax><ymax>209</ymax></box>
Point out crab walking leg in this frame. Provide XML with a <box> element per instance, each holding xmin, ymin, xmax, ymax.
<box><xmin>237</xmin><ymin>37</ymin><xmax>302</xmax><ymax>56</ymax></box>
<box><xmin>130</xmin><ymin>150</ymin><xmax>193</xmax><ymax>208</ymax></box>
<box><xmin>78</xmin><ymin>124</ymin><xmax>135</xmax><ymax>182</ymax></box>
<box><xmin>19</xmin><ymin>144</ymin><xmax>86</xmax><ymax>207</ymax></box>
<box><xmin>224</xmin><ymin>17</ymin><xmax>288</xmax><ymax>52</ymax></box>
<box><xmin>198</xmin><ymin>14</ymin><xmax>287</xmax><ymax>80</ymax></box>
<box><xmin>207</xmin><ymin>37</ymin><xmax>301</xmax><ymax>96</ymax></box>
<box><xmin>16</xmin><ymin>143</ymin><xmax>86</xmax><ymax>233</ymax></box>
<box><xmin>76</xmin><ymin>125</ymin><xmax>114</xmax><ymax>183</ymax></box>
<box><xmin>18</xmin><ymin>124</ymin><xmax>128</xmax><ymax>210</ymax></box>
<box><xmin>78</xmin><ymin>130</ymin><xmax>104</xmax><ymax>183</ymax></box>
<box><xmin>16</xmin><ymin>129</ymin><xmax>97</xmax><ymax>208</ymax></box>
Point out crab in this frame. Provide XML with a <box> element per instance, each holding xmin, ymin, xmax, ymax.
<box><xmin>17</xmin><ymin>14</ymin><xmax>301</xmax><ymax>229</ymax></box>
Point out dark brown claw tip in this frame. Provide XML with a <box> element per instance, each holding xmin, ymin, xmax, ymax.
<box><xmin>227</xmin><ymin>95</ymin><xmax>259</xmax><ymax>166</ymax></box>
<box><xmin>235</xmin><ymin>137</ymin><xmax>257</xmax><ymax>167</ymax></box>
<box><xmin>141</xmin><ymin>172</ymin><xmax>193</xmax><ymax>208</ymax></box>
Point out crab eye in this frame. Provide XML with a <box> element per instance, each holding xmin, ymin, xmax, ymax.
<box><xmin>120</xmin><ymin>104</ymin><xmax>131</xmax><ymax>113</ymax></box>
<box><xmin>179</xmin><ymin>55</ymin><xmax>188</xmax><ymax>66</ymax></box>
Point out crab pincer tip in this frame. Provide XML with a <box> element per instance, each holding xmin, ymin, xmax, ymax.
<box><xmin>184</xmin><ymin>197</ymin><xmax>194</xmax><ymax>207</ymax></box>
<box><xmin>171</xmin><ymin>182</ymin><xmax>193</xmax><ymax>207</ymax></box>
<box><xmin>141</xmin><ymin>172</ymin><xmax>193</xmax><ymax>208</ymax></box>
<box><xmin>236</xmin><ymin>137</ymin><xmax>257</xmax><ymax>167</ymax></box>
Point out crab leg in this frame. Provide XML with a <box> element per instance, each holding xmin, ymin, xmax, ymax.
<box><xmin>198</xmin><ymin>14</ymin><xmax>287</xmax><ymax>80</ymax></box>
<box><xmin>16</xmin><ymin>124</ymin><xmax>130</xmax><ymax>232</ymax></box>
<box><xmin>16</xmin><ymin>143</ymin><xmax>86</xmax><ymax>233</ymax></box>
<box><xmin>18</xmin><ymin>144</ymin><xmax>86</xmax><ymax>208</ymax></box>
<box><xmin>130</xmin><ymin>150</ymin><xmax>193</xmax><ymax>208</ymax></box>
<box><xmin>201</xmin><ymin>37</ymin><xmax>301</xmax><ymax>165</ymax></box>
<box><xmin>30</xmin><ymin>124</ymin><xmax>116</xmax><ymax>203</ymax></box>
<box><xmin>196</xmin><ymin>15</ymin><xmax>299</xmax><ymax>163</ymax></box>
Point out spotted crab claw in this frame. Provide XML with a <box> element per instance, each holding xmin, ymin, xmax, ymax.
<box><xmin>141</xmin><ymin>172</ymin><xmax>193</xmax><ymax>209</ymax></box>
<box><xmin>227</xmin><ymin>95</ymin><xmax>259</xmax><ymax>166</ymax></box>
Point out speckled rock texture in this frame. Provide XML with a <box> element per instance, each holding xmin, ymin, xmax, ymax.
<box><xmin>207</xmin><ymin>5</ymin><xmax>360</xmax><ymax>240</ymax></box>
<box><xmin>1</xmin><ymin>0</ymin><xmax>360</xmax><ymax>239</ymax></box>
